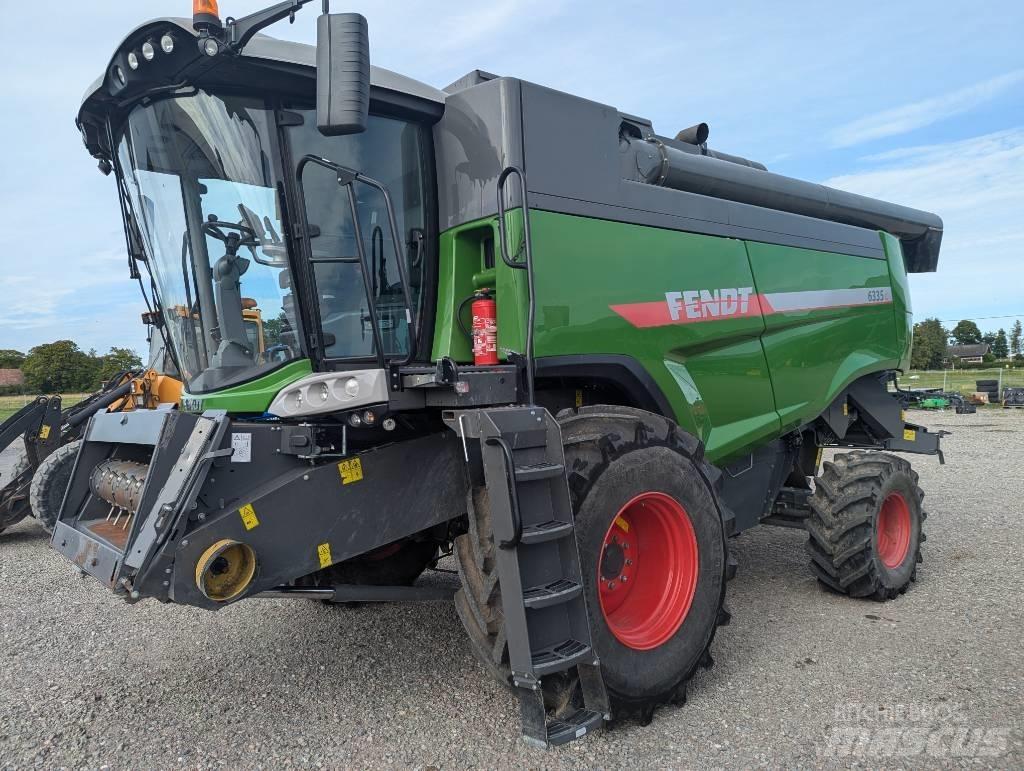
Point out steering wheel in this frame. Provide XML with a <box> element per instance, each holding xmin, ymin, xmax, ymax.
<box><xmin>201</xmin><ymin>217</ymin><xmax>258</xmax><ymax>248</ymax></box>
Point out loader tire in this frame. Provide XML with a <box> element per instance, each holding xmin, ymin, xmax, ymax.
<box><xmin>454</xmin><ymin>405</ymin><xmax>735</xmax><ymax>724</ymax></box>
<box><xmin>29</xmin><ymin>440</ymin><xmax>81</xmax><ymax>533</ymax></box>
<box><xmin>806</xmin><ymin>451</ymin><xmax>925</xmax><ymax>601</ymax></box>
<box><xmin>0</xmin><ymin>449</ymin><xmax>33</xmax><ymax>535</ymax></box>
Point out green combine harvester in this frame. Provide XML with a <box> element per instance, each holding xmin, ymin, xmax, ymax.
<box><xmin>56</xmin><ymin>0</ymin><xmax>945</xmax><ymax>746</ymax></box>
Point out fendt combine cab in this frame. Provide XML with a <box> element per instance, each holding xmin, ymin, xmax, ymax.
<box><xmin>57</xmin><ymin>0</ymin><xmax>945</xmax><ymax>746</ymax></box>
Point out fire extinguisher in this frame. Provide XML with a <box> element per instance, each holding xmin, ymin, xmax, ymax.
<box><xmin>470</xmin><ymin>289</ymin><xmax>498</xmax><ymax>365</ymax></box>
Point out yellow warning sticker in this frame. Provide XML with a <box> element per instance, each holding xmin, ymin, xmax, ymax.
<box><xmin>38</xmin><ymin>425</ymin><xmax>51</xmax><ymax>440</ymax></box>
<box><xmin>815</xmin><ymin>448</ymin><xmax>824</xmax><ymax>469</ymax></box>
<box><xmin>317</xmin><ymin>542</ymin><xmax>333</xmax><ymax>569</ymax></box>
<box><xmin>614</xmin><ymin>515</ymin><xmax>630</xmax><ymax>533</ymax></box>
<box><xmin>903</xmin><ymin>428</ymin><xmax>916</xmax><ymax>442</ymax></box>
<box><xmin>842</xmin><ymin>402</ymin><xmax>849</xmax><ymax>416</ymax></box>
<box><xmin>239</xmin><ymin>503</ymin><xmax>260</xmax><ymax>530</ymax></box>
<box><xmin>901</xmin><ymin>410</ymin><xmax>907</xmax><ymax>422</ymax></box>
<box><xmin>575</xmin><ymin>389</ymin><xmax>584</xmax><ymax>408</ymax></box>
<box><xmin>338</xmin><ymin>458</ymin><xmax>364</xmax><ymax>485</ymax></box>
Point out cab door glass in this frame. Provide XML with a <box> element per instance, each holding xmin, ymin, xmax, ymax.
<box><xmin>287</xmin><ymin>113</ymin><xmax>428</xmax><ymax>360</ymax></box>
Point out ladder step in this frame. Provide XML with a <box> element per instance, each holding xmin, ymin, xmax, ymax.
<box><xmin>520</xmin><ymin>520</ymin><xmax>574</xmax><ymax>545</ymax></box>
<box><xmin>531</xmin><ymin>639</ymin><xmax>592</xmax><ymax>676</ymax></box>
<box><xmin>505</xmin><ymin>427</ymin><xmax>548</xmax><ymax>449</ymax></box>
<box><xmin>546</xmin><ymin>709</ymin><xmax>605</xmax><ymax>746</ymax></box>
<box><xmin>522</xmin><ymin>578</ymin><xmax>582</xmax><ymax>609</ymax></box>
<box><xmin>513</xmin><ymin>461</ymin><xmax>565</xmax><ymax>483</ymax></box>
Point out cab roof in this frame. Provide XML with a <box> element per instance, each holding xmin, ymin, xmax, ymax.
<box><xmin>79</xmin><ymin>17</ymin><xmax>446</xmax><ymax>117</ymax></box>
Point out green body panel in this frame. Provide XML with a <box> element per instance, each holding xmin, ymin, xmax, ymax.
<box><xmin>432</xmin><ymin>213</ymin><xmax>529</xmax><ymax>363</ymax></box>
<box><xmin>180</xmin><ymin>359</ymin><xmax>313</xmax><ymax>414</ymax></box>
<box><xmin>746</xmin><ymin>242</ymin><xmax>900</xmax><ymax>433</ymax></box>
<box><xmin>435</xmin><ymin>210</ymin><xmax>908</xmax><ymax>464</ymax></box>
<box><xmin>881</xmin><ymin>232</ymin><xmax>914</xmax><ymax>371</ymax></box>
<box><xmin>527</xmin><ymin>211</ymin><xmax>778</xmax><ymax>462</ymax></box>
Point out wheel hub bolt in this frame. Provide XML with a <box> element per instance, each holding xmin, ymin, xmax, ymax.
<box><xmin>620</xmin><ymin>575</ymin><xmax>628</xmax><ymax>582</ymax></box>
<box><xmin>607</xmin><ymin>581</ymin><xmax>615</xmax><ymax>590</ymax></box>
<box><xmin>625</xmin><ymin>559</ymin><xmax>633</xmax><ymax>566</ymax></box>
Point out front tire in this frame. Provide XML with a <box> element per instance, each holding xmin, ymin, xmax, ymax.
<box><xmin>454</xmin><ymin>406</ymin><xmax>733</xmax><ymax>721</ymax></box>
<box><xmin>805</xmin><ymin>451</ymin><xmax>926</xmax><ymax>601</ymax></box>
<box><xmin>562</xmin><ymin>407</ymin><xmax>731</xmax><ymax>716</ymax></box>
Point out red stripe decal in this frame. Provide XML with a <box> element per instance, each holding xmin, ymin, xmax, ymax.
<box><xmin>611</xmin><ymin>289</ymin><xmax>892</xmax><ymax>329</ymax></box>
<box><xmin>611</xmin><ymin>294</ymin><xmax>768</xmax><ymax>329</ymax></box>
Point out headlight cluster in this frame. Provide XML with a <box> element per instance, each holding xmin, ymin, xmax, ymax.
<box><xmin>127</xmin><ymin>34</ymin><xmax>175</xmax><ymax>71</ymax></box>
<box><xmin>267</xmin><ymin>371</ymin><xmax>390</xmax><ymax>421</ymax></box>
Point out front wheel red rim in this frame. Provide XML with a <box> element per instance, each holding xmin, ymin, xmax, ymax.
<box><xmin>598</xmin><ymin>492</ymin><xmax>699</xmax><ymax>650</ymax></box>
<box><xmin>876</xmin><ymin>492</ymin><xmax>912</xmax><ymax>568</ymax></box>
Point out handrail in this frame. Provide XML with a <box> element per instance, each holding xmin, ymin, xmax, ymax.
<box><xmin>496</xmin><ymin>166</ymin><xmax>537</xmax><ymax>405</ymax></box>
<box><xmin>486</xmin><ymin>436</ymin><xmax>524</xmax><ymax>549</ymax></box>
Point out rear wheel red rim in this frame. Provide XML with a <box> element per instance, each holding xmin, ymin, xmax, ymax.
<box><xmin>598</xmin><ymin>492</ymin><xmax>699</xmax><ymax>650</ymax></box>
<box><xmin>876</xmin><ymin>492</ymin><xmax>911</xmax><ymax>568</ymax></box>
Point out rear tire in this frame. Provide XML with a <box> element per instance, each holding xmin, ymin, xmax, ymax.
<box><xmin>806</xmin><ymin>451</ymin><xmax>925</xmax><ymax>601</ymax></box>
<box><xmin>29</xmin><ymin>440</ymin><xmax>81</xmax><ymax>533</ymax></box>
<box><xmin>454</xmin><ymin>406</ymin><xmax>734</xmax><ymax>722</ymax></box>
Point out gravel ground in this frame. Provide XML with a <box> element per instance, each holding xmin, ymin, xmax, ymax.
<box><xmin>1</xmin><ymin>410</ymin><xmax>1022</xmax><ymax>769</ymax></box>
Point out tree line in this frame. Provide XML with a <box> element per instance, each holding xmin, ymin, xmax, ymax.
<box><xmin>0</xmin><ymin>342</ymin><xmax>142</xmax><ymax>394</ymax></box>
<box><xmin>912</xmin><ymin>318</ymin><xmax>1024</xmax><ymax>370</ymax></box>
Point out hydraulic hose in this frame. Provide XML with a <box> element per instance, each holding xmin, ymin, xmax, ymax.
<box><xmin>66</xmin><ymin>381</ymin><xmax>134</xmax><ymax>428</ymax></box>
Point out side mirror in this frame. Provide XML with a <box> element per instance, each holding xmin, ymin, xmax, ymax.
<box><xmin>317</xmin><ymin>12</ymin><xmax>370</xmax><ymax>136</ymax></box>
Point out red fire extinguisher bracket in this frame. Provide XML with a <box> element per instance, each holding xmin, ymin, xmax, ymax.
<box><xmin>470</xmin><ymin>289</ymin><xmax>498</xmax><ymax>366</ymax></box>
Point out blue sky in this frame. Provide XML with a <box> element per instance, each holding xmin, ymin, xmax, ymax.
<box><xmin>0</xmin><ymin>0</ymin><xmax>1022</xmax><ymax>358</ymax></box>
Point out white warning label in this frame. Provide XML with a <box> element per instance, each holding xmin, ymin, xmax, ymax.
<box><xmin>231</xmin><ymin>433</ymin><xmax>252</xmax><ymax>463</ymax></box>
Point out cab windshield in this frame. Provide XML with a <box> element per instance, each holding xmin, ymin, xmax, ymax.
<box><xmin>118</xmin><ymin>89</ymin><xmax>429</xmax><ymax>393</ymax></box>
<box><xmin>118</xmin><ymin>91</ymin><xmax>299</xmax><ymax>393</ymax></box>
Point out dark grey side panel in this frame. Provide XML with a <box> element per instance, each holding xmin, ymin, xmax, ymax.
<box><xmin>520</xmin><ymin>83</ymin><xmax>622</xmax><ymax>205</ymax></box>
<box><xmin>719</xmin><ymin>440</ymin><xmax>795</xmax><ymax>532</ymax></box>
<box><xmin>518</xmin><ymin>80</ymin><xmax>885</xmax><ymax>259</ymax></box>
<box><xmin>436</xmin><ymin>77</ymin><xmax>886</xmax><ymax>260</ymax></box>
<box><xmin>433</xmin><ymin>78</ymin><xmax>524</xmax><ymax>231</ymax></box>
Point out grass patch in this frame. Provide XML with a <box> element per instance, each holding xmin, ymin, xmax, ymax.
<box><xmin>0</xmin><ymin>394</ymin><xmax>90</xmax><ymax>424</ymax></box>
<box><xmin>897</xmin><ymin>369</ymin><xmax>1024</xmax><ymax>398</ymax></box>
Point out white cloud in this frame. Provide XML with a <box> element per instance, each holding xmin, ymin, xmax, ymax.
<box><xmin>0</xmin><ymin>249</ymin><xmax>147</xmax><ymax>355</ymax></box>
<box><xmin>824</xmin><ymin>128</ymin><xmax>1024</xmax><ymax>331</ymax></box>
<box><xmin>829</xmin><ymin>70</ymin><xmax>1024</xmax><ymax>148</ymax></box>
